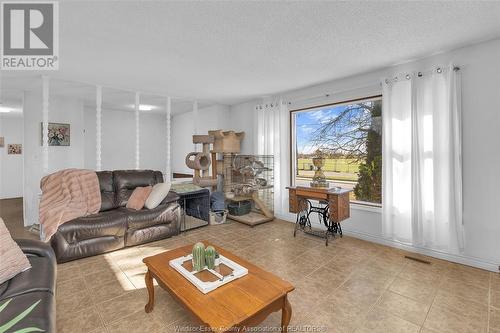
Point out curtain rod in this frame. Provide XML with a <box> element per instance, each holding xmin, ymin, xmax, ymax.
<box><xmin>384</xmin><ymin>65</ymin><xmax>461</xmax><ymax>84</ymax></box>
<box><xmin>285</xmin><ymin>82</ymin><xmax>381</xmax><ymax>107</ymax></box>
<box><xmin>286</xmin><ymin>65</ymin><xmax>462</xmax><ymax>106</ymax></box>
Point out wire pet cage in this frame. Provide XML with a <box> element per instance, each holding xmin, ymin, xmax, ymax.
<box><xmin>224</xmin><ymin>155</ymin><xmax>274</xmax><ymax>226</ymax></box>
<box><xmin>176</xmin><ymin>188</ymin><xmax>210</xmax><ymax>231</ymax></box>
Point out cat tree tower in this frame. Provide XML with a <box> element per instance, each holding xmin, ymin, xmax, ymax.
<box><xmin>185</xmin><ymin>135</ymin><xmax>218</xmax><ymax>188</ymax></box>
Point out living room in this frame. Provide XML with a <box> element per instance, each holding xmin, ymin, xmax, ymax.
<box><xmin>1</xmin><ymin>1</ymin><xmax>500</xmax><ymax>333</ymax></box>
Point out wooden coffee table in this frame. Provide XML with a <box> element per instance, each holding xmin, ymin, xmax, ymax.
<box><xmin>142</xmin><ymin>241</ymin><xmax>294</xmax><ymax>332</ymax></box>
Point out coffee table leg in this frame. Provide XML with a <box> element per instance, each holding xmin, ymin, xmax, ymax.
<box><xmin>144</xmin><ymin>269</ymin><xmax>155</xmax><ymax>313</ymax></box>
<box><xmin>281</xmin><ymin>295</ymin><xmax>292</xmax><ymax>332</ymax></box>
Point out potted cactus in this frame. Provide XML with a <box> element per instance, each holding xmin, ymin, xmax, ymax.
<box><xmin>205</xmin><ymin>246</ymin><xmax>216</xmax><ymax>270</ymax></box>
<box><xmin>192</xmin><ymin>242</ymin><xmax>206</xmax><ymax>271</ymax></box>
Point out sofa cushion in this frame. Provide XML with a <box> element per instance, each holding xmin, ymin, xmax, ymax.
<box><xmin>125</xmin><ymin>223</ymin><xmax>179</xmax><ymax>247</ymax></box>
<box><xmin>152</xmin><ymin>170</ymin><xmax>164</xmax><ymax>184</ymax></box>
<box><xmin>145</xmin><ymin>182</ymin><xmax>171</xmax><ymax>209</ymax></box>
<box><xmin>114</xmin><ymin>170</ymin><xmax>162</xmax><ymax>207</ymax></box>
<box><xmin>0</xmin><ymin>219</ymin><xmax>31</xmax><ymax>285</ymax></box>
<box><xmin>56</xmin><ymin>210</ymin><xmax>127</xmax><ymax>243</ymax></box>
<box><xmin>126</xmin><ymin>186</ymin><xmax>152</xmax><ymax>210</ymax></box>
<box><xmin>51</xmin><ymin>233</ymin><xmax>124</xmax><ymax>264</ymax></box>
<box><xmin>0</xmin><ymin>291</ymin><xmax>55</xmax><ymax>333</ymax></box>
<box><xmin>119</xmin><ymin>203</ymin><xmax>179</xmax><ymax>229</ymax></box>
<box><xmin>97</xmin><ymin>171</ymin><xmax>116</xmax><ymax>211</ymax></box>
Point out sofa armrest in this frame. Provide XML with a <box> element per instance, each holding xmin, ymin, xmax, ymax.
<box><xmin>161</xmin><ymin>191</ymin><xmax>180</xmax><ymax>205</ymax></box>
<box><xmin>15</xmin><ymin>239</ymin><xmax>56</xmax><ymax>264</ymax></box>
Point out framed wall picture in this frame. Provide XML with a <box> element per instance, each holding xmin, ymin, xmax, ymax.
<box><xmin>40</xmin><ymin>122</ymin><xmax>70</xmax><ymax>146</ymax></box>
<box><xmin>7</xmin><ymin>144</ymin><xmax>22</xmax><ymax>154</ymax></box>
<box><xmin>0</xmin><ymin>137</ymin><xmax>4</xmax><ymax>147</ymax></box>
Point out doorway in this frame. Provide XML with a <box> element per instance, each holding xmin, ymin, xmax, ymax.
<box><xmin>0</xmin><ymin>91</ymin><xmax>32</xmax><ymax>238</ymax></box>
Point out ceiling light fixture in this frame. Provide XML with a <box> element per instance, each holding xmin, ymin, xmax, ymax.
<box><xmin>139</xmin><ymin>104</ymin><xmax>153</xmax><ymax>111</ymax></box>
<box><xmin>0</xmin><ymin>107</ymin><xmax>11</xmax><ymax>113</ymax></box>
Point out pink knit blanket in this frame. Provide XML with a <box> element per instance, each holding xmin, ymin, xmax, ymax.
<box><xmin>39</xmin><ymin>169</ymin><xmax>101</xmax><ymax>241</ymax></box>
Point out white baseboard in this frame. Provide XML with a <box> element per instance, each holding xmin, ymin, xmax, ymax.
<box><xmin>343</xmin><ymin>228</ymin><xmax>498</xmax><ymax>272</ymax></box>
<box><xmin>275</xmin><ymin>214</ymin><xmax>498</xmax><ymax>272</ymax></box>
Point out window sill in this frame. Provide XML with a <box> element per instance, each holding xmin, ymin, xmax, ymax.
<box><xmin>350</xmin><ymin>202</ymin><xmax>382</xmax><ymax>213</ymax></box>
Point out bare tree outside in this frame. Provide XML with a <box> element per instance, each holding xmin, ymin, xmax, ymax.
<box><xmin>296</xmin><ymin>98</ymin><xmax>382</xmax><ymax>203</ymax></box>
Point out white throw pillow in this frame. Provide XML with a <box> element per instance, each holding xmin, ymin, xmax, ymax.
<box><xmin>145</xmin><ymin>182</ymin><xmax>172</xmax><ymax>209</ymax></box>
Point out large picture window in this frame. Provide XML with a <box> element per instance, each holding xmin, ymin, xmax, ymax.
<box><xmin>290</xmin><ymin>96</ymin><xmax>382</xmax><ymax>205</ymax></box>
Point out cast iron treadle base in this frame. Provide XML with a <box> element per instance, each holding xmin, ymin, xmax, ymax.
<box><xmin>293</xmin><ymin>198</ymin><xmax>342</xmax><ymax>246</ymax></box>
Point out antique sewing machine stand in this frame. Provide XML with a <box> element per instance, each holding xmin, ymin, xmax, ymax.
<box><xmin>287</xmin><ymin>186</ymin><xmax>351</xmax><ymax>246</ymax></box>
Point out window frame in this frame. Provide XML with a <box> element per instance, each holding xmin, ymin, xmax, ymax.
<box><xmin>289</xmin><ymin>94</ymin><xmax>383</xmax><ymax>207</ymax></box>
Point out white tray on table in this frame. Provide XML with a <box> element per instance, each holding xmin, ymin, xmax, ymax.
<box><xmin>169</xmin><ymin>254</ymin><xmax>248</xmax><ymax>294</ymax></box>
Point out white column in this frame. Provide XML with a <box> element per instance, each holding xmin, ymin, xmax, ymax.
<box><xmin>42</xmin><ymin>76</ymin><xmax>49</xmax><ymax>174</ymax></box>
<box><xmin>135</xmin><ymin>92</ymin><xmax>140</xmax><ymax>169</ymax></box>
<box><xmin>166</xmin><ymin>96</ymin><xmax>172</xmax><ymax>181</ymax></box>
<box><xmin>96</xmin><ymin>85</ymin><xmax>102</xmax><ymax>171</ymax></box>
<box><xmin>193</xmin><ymin>100</ymin><xmax>198</xmax><ymax>151</ymax></box>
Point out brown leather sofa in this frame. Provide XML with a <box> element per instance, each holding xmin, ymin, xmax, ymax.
<box><xmin>0</xmin><ymin>239</ymin><xmax>56</xmax><ymax>333</ymax></box>
<box><xmin>50</xmin><ymin>170</ymin><xmax>180</xmax><ymax>263</ymax></box>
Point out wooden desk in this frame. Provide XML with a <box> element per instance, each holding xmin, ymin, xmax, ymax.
<box><xmin>287</xmin><ymin>186</ymin><xmax>352</xmax><ymax>245</ymax></box>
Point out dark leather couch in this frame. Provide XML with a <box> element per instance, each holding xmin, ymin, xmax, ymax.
<box><xmin>0</xmin><ymin>239</ymin><xmax>56</xmax><ymax>333</ymax></box>
<box><xmin>50</xmin><ymin>170</ymin><xmax>181</xmax><ymax>263</ymax></box>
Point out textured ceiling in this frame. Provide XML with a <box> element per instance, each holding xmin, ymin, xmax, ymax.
<box><xmin>2</xmin><ymin>1</ymin><xmax>500</xmax><ymax>108</ymax></box>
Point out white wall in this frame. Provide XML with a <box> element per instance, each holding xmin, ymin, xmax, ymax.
<box><xmin>0</xmin><ymin>116</ymin><xmax>24</xmax><ymax>199</ymax></box>
<box><xmin>23</xmin><ymin>92</ymin><xmax>85</xmax><ymax>226</ymax></box>
<box><xmin>84</xmin><ymin>107</ymin><xmax>167</xmax><ymax>172</ymax></box>
<box><xmin>228</xmin><ymin>38</ymin><xmax>500</xmax><ymax>271</ymax></box>
<box><xmin>171</xmin><ymin>104</ymin><xmax>231</xmax><ymax>174</ymax></box>
<box><xmin>228</xmin><ymin>100</ymin><xmax>258</xmax><ymax>155</ymax></box>
<box><xmin>140</xmin><ymin>112</ymin><xmax>167</xmax><ymax>172</ymax></box>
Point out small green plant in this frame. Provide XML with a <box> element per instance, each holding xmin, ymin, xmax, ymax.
<box><xmin>205</xmin><ymin>246</ymin><xmax>216</xmax><ymax>270</ymax></box>
<box><xmin>192</xmin><ymin>242</ymin><xmax>206</xmax><ymax>271</ymax></box>
<box><xmin>0</xmin><ymin>298</ymin><xmax>43</xmax><ymax>333</ymax></box>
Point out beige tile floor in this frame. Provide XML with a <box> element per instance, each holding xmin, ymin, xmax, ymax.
<box><xmin>2</xmin><ymin>198</ymin><xmax>499</xmax><ymax>333</ymax></box>
<box><xmin>51</xmin><ymin>220</ymin><xmax>499</xmax><ymax>333</ymax></box>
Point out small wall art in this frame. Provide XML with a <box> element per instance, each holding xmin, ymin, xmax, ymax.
<box><xmin>7</xmin><ymin>144</ymin><xmax>22</xmax><ymax>154</ymax></box>
<box><xmin>40</xmin><ymin>122</ymin><xmax>70</xmax><ymax>146</ymax></box>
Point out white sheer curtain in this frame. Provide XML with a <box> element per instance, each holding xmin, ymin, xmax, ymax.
<box><xmin>255</xmin><ymin>100</ymin><xmax>290</xmax><ymax>217</ymax></box>
<box><xmin>382</xmin><ymin>66</ymin><xmax>464</xmax><ymax>252</ymax></box>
